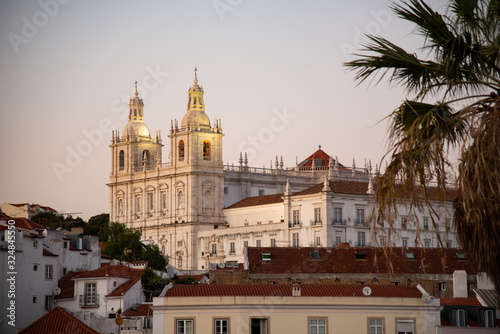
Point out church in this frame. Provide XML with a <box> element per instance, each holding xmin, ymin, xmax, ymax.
<box><xmin>108</xmin><ymin>71</ymin><xmax>457</xmax><ymax>271</ymax></box>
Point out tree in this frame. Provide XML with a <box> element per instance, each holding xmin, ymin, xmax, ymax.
<box><xmin>84</xmin><ymin>213</ymin><xmax>110</xmax><ymax>241</ymax></box>
<box><xmin>345</xmin><ymin>0</ymin><xmax>500</xmax><ymax>293</ymax></box>
<box><xmin>141</xmin><ymin>268</ymin><xmax>171</xmax><ymax>301</ymax></box>
<box><xmin>31</xmin><ymin>212</ymin><xmax>85</xmax><ymax>230</ymax></box>
<box><xmin>103</xmin><ymin>222</ymin><xmax>144</xmax><ymax>262</ymax></box>
<box><xmin>143</xmin><ymin>244</ymin><xmax>167</xmax><ymax>271</ymax></box>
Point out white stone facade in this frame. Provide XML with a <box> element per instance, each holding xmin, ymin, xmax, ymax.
<box><xmin>109</xmin><ymin>73</ymin><xmax>458</xmax><ymax>272</ymax></box>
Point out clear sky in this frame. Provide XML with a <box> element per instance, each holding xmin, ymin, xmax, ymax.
<box><xmin>0</xmin><ymin>0</ymin><xmax>448</xmax><ymax>220</ymax></box>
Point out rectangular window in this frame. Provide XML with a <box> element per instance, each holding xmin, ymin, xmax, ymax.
<box><xmin>250</xmin><ymin>318</ymin><xmax>268</xmax><ymax>334</ymax></box>
<box><xmin>176</xmin><ymin>319</ymin><xmax>194</xmax><ymax>334</ymax></box>
<box><xmin>424</xmin><ymin>240</ymin><xmax>430</xmax><ymax>247</ymax></box>
<box><xmin>379</xmin><ymin>236</ymin><xmax>385</xmax><ymax>246</ymax></box>
<box><xmin>161</xmin><ymin>192</ymin><xmax>167</xmax><ymax>211</ymax></box>
<box><xmin>310</xmin><ymin>318</ymin><xmax>326</xmax><ymax>334</ymax></box>
<box><xmin>396</xmin><ymin>319</ymin><xmax>414</xmax><ymax>334</ymax></box>
<box><xmin>402</xmin><ymin>239</ymin><xmax>408</xmax><ymax>248</ymax></box>
<box><xmin>270</xmin><ymin>239</ymin><xmax>276</xmax><ymax>247</ymax></box>
<box><xmin>334</xmin><ymin>207</ymin><xmax>342</xmax><ymax>223</ymax></box>
<box><xmin>224</xmin><ymin>187</ymin><xmax>228</xmax><ymax>195</ymax></box>
<box><xmin>148</xmin><ymin>193</ymin><xmax>154</xmax><ymax>212</ymax></box>
<box><xmin>45</xmin><ymin>265</ymin><xmax>53</xmax><ymax>280</ymax></box>
<box><xmin>45</xmin><ymin>295</ymin><xmax>53</xmax><ymax>311</ymax></box>
<box><xmin>63</xmin><ymin>268</ymin><xmax>67</xmax><ymax>275</ymax></box>
<box><xmin>358</xmin><ymin>232</ymin><xmax>365</xmax><ymax>246</ymax></box>
<box><xmin>335</xmin><ymin>236</ymin><xmax>341</xmax><ymax>246</ymax></box>
<box><xmin>256</xmin><ymin>240</ymin><xmax>261</xmax><ymax>247</ymax></box>
<box><xmin>316</xmin><ymin>236</ymin><xmax>321</xmax><ymax>247</ymax></box>
<box><xmin>85</xmin><ymin>282</ymin><xmax>97</xmax><ymax>305</ymax></box>
<box><xmin>369</xmin><ymin>319</ymin><xmax>383</xmax><ymax>334</ymax></box>
<box><xmin>401</xmin><ymin>217</ymin><xmax>407</xmax><ymax>230</ymax></box>
<box><xmin>423</xmin><ymin>218</ymin><xmax>429</xmax><ymax>230</ymax></box>
<box><xmin>230</xmin><ymin>242</ymin><xmax>235</xmax><ymax>254</ymax></box>
<box><xmin>33</xmin><ymin>264</ymin><xmax>39</xmax><ymax>271</ymax></box>
<box><xmin>63</xmin><ymin>241</ymin><xmax>68</xmax><ymax>249</ymax></box>
<box><xmin>214</xmin><ymin>318</ymin><xmax>229</xmax><ymax>334</ymax></box>
<box><xmin>356</xmin><ymin>208</ymin><xmax>364</xmax><ymax>225</ymax></box>
<box><xmin>481</xmin><ymin>309</ymin><xmax>494</xmax><ymax>327</ymax></box>
<box><xmin>33</xmin><ymin>240</ymin><xmax>38</xmax><ymax>248</ymax></box>
<box><xmin>293</xmin><ymin>233</ymin><xmax>299</xmax><ymax>247</ymax></box>
<box><xmin>258</xmin><ymin>189</ymin><xmax>265</xmax><ymax>196</ymax></box>
<box><xmin>314</xmin><ymin>208</ymin><xmax>321</xmax><ymax>223</ymax></box>
<box><xmin>33</xmin><ymin>296</ymin><xmax>37</xmax><ymax>304</ymax></box>
<box><xmin>452</xmin><ymin>308</ymin><xmax>466</xmax><ymax>327</ymax></box>
<box><xmin>212</xmin><ymin>243</ymin><xmax>217</xmax><ymax>255</ymax></box>
<box><xmin>135</xmin><ymin>194</ymin><xmax>141</xmax><ymax>213</ymax></box>
<box><xmin>293</xmin><ymin>210</ymin><xmax>300</xmax><ymax>225</ymax></box>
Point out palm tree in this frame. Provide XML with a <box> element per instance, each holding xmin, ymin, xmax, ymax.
<box><xmin>345</xmin><ymin>0</ymin><xmax>500</xmax><ymax>293</ymax></box>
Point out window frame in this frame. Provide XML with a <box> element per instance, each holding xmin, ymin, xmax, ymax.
<box><xmin>358</xmin><ymin>231</ymin><xmax>366</xmax><ymax>246</ymax></box>
<box><xmin>292</xmin><ymin>232</ymin><xmax>299</xmax><ymax>247</ymax></box>
<box><xmin>213</xmin><ymin>317</ymin><xmax>230</xmax><ymax>334</ymax></box>
<box><xmin>270</xmin><ymin>238</ymin><xmax>276</xmax><ymax>247</ymax></box>
<box><xmin>85</xmin><ymin>282</ymin><xmax>97</xmax><ymax>306</ymax></box>
<box><xmin>176</xmin><ymin>318</ymin><xmax>195</xmax><ymax>334</ymax></box>
<box><xmin>249</xmin><ymin>317</ymin><xmax>269</xmax><ymax>334</ymax></box>
<box><xmin>334</xmin><ymin>207</ymin><xmax>342</xmax><ymax>223</ymax></box>
<box><xmin>481</xmin><ymin>309</ymin><xmax>495</xmax><ymax>328</ymax></box>
<box><xmin>308</xmin><ymin>316</ymin><xmax>327</xmax><ymax>334</ymax></box>
<box><xmin>395</xmin><ymin>318</ymin><xmax>415</xmax><ymax>334</ymax></box>
<box><xmin>45</xmin><ymin>294</ymin><xmax>53</xmax><ymax>311</ymax></box>
<box><xmin>451</xmin><ymin>308</ymin><xmax>466</xmax><ymax>327</ymax></box>
<box><xmin>45</xmin><ymin>264</ymin><xmax>53</xmax><ymax>280</ymax></box>
<box><xmin>368</xmin><ymin>318</ymin><xmax>384</xmax><ymax>334</ymax></box>
<box><xmin>292</xmin><ymin>209</ymin><xmax>300</xmax><ymax>225</ymax></box>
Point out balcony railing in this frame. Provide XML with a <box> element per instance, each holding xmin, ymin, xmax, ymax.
<box><xmin>310</xmin><ymin>219</ymin><xmax>322</xmax><ymax>226</ymax></box>
<box><xmin>79</xmin><ymin>294</ymin><xmax>99</xmax><ymax>308</ymax></box>
<box><xmin>332</xmin><ymin>218</ymin><xmax>346</xmax><ymax>226</ymax></box>
<box><xmin>288</xmin><ymin>221</ymin><xmax>302</xmax><ymax>228</ymax></box>
<box><xmin>355</xmin><ymin>219</ymin><xmax>368</xmax><ymax>227</ymax></box>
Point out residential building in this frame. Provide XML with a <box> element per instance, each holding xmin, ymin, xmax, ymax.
<box><xmin>152</xmin><ymin>283</ymin><xmax>442</xmax><ymax>334</ymax></box>
<box><xmin>0</xmin><ymin>213</ymin><xmax>100</xmax><ymax>334</ymax></box>
<box><xmin>108</xmin><ymin>72</ymin><xmax>458</xmax><ymax>271</ymax></box>
<box><xmin>0</xmin><ymin>202</ymin><xmax>58</xmax><ymax>220</ymax></box>
<box><xmin>438</xmin><ymin>297</ymin><xmax>498</xmax><ymax>333</ymax></box>
<box><xmin>123</xmin><ymin>303</ymin><xmax>154</xmax><ymax>334</ymax></box>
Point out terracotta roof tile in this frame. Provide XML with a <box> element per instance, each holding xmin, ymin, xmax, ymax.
<box><xmin>247</xmin><ymin>247</ymin><xmax>477</xmax><ymax>275</ymax></box>
<box><xmin>0</xmin><ymin>216</ymin><xmax>46</xmax><ymax>230</ymax></box>
<box><xmin>297</xmin><ymin>148</ymin><xmax>334</xmax><ymax>167</ymax></box>
<box><xmin>123</xmin><ymin>303</ymin><xmax>153</xmax><ymax>317</ymax></box>
<box><xmin>56</xmin><ymin>271</ymin><xmax>80</xmax><ymax>300</ymax></box>
<box><xmin>17</xmin><ymin>307</ymin><xmax>102</xmax><ymax>334</ymax></box>
<box><xmin>225</xmin><ymin>193</ymin><xmax>284</xmax><ymax>209</ymax></box>
<box><xmin>43</xmin><ymin>248</ymin><xmax>58</xmax><ymax>257</ymax></box>
<box><xmin>106</xmin><ymin>275</ymin><xmax>141</xmax><ymax>297</ymax></box>
<box><xmin>440</xmin><ymin>297</ymin><xmax>482</xmax><ymax>306</ymax></box>
<box><xmin>165</xmin><ymin>284</ymin><xmax>422</xmax><ymax>298</ymax></box>
<box><xmin>73</xmin><ymin>265</ymin><xmax>142</xmax><ymax>279</ymax></box>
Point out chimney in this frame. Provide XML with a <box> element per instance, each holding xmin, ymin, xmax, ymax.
<box><xmin>453</xmin><ymin>270</ymin><xmax>468</xmax><ymax>298</ymax></box>
<box><xmin>292</xmin><ymin>283</ymin><xmax>301</xmax><ymax>297</ymax></box>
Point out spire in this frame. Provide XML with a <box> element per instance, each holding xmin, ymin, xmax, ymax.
<box><xmin>367</xmin><ymin>174</ymin><xmax>375</xmax><ymax>195</ymax></box>
<box><xmin>194</xmin><ymin>66</ymin><xmax>198</xmax><ymax>84</ymax></box>
<box><xmin>134</xmin><ymin>80</ymin><xmax>139</xmax><ymax>97</ymax></box>
<box><xmin>322</xmin><ymin>175</ymin><xmax>331</xmax><ymax>192</ymax></box>
<box><xmin>181</xmin><ymin>68</ymin><xmax>210</xmax><ymax>128</ymax></box>
<box><xmin>284</xmin><ymin>179</ymin><xmax>292</xmax><ymax>196</ymax></box>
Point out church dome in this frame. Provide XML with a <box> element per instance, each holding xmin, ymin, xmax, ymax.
<box><xmin>122</xmin><ymin>120</ymin><xmax>150</xmax><ymax>139</ymax></box>
<box><xmin>181</xmin><ymin>109</ymin><xmax>210</xmax><ymax>128</ymax></box>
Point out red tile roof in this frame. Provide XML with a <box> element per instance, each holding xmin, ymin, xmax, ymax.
<box><xmin>73</xmin><ymin>265</ymin><xmax>142</xmax><ymax>279</ymax></box>
<box><xmin>440</xmin><ymin>297</ymin><xmax>482</xmax><ymax>306</ymax></box>
<box><xmin>123</xmin><ymin>303</ymin><xmax>153</xmax><ymax>317</ymax></box>
<box><xmin>177</xmin><ymin>274</ymin><xmax>207</xmax><ymax>282</ymax></box>
<box><xmin>165</xmin><ymin>284</ymin><xmax>422</xmax><ymax>298</ymax></box>
<box><xmin>297</xmin><ymin>148</ymin><xmax>335</xmax><ymax>167</ymax></box>
<box><xmin>55</xmin><ymin>271</ymin><xmax>80</xmax><ymax>300</ymax></box>
<box><xmin>17</xmin><ymin>307</ymin><xmax>102</xmax><ymax>334</ymax></box>
<box><xmin>0</xmin><ymin>216</ymin><xmax>46</xmax><ymax>230</ymax></box>
<box><xmin>43</xmin><ymin>248</ymin><xmax>58</xmax><ymax>257</ymax></box>
<box><xmin>225</xmin><ymin>179</ymin><xmax>456</xmax><ymax>210</ymax></box>
<box><xmin>246</xmin><ymin>247</ymin><xmax>477</xmax><ymax>275</ymax></box>
<box><xmin>106</xmin><ymin>275</ymin><xmax>141</xmax><ymax>297</ymax></box>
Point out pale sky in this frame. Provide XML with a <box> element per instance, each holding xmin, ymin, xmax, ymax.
<box><xmin>0</xmin><ymin>0</ymin><xmax>448</xmax><ymax>220</ymax></box>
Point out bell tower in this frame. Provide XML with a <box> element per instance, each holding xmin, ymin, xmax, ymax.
<box><xmin>168</xmin><ymin>69</ymin><xmax>224</xmax><ymax>224</ymax></box>
<box><xmin>109</xmin><ymin>82</ymin><xmax>163</xmax><ymax>224</ymax></box>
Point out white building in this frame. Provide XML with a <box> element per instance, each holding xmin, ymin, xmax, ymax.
<box><xmin>0</xmin><ymin>213</ymin><xmax>100</xmax><ymax>334</ymax></box>
<box><xmin>108</xmin><ymin>71</ymin><xmax>458</xmax><ymax>272</ymax></box>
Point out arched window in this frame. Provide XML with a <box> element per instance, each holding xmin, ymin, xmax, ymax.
<box><xmin>119</xmin><ymin>150</ymin><xmax>124</xmax><ymax>170</ymax></box>
<box><xmin>203</xmin><ymin>140</ymin><xmax>211</xmax><ymax>160</ymax></box>
<box><xmin>142</xmin><ymin>150</ymin><xmax>150</xmax><ymax>165</ymax></box>
<box><xmin>179</xmin><ymin>140</ymin><xmax>185</xmax><ymax>160</ymax></box>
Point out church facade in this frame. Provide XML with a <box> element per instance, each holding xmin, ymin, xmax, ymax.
<box><xmin>109</xmin><ymin>72</ymin><xmax>457</xmax><ymax>271</ymax></box>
